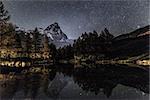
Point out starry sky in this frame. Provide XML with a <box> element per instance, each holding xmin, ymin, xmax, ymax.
<box><xmin>3</xmin><ymin>0</ymin><xmax>150</xmax><ymax>39</ymax></box>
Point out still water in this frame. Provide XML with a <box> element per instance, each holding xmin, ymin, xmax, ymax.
<box><xmin>0</xmin><ymin>64</ymin><xmax>149</xmax><ymax>100</ymax></box>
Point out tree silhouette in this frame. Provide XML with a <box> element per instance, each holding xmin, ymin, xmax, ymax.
<box><xmin>43</xmin><ymin>34</ymin><xmax>53</xmax><ymax>60</ymax></box>
<box><xmin>25</xmin><ymin>32</ymin><xmax>32</xmax><ymax>58</ymax></box>
<box><xmin>49</xmin><ymin>43</ymin><xmax>56</xmax><ymax>61</ymax></box>
<box><xmin>72</xmin><ymin>28</ymin><xmax>114</xmax><ymax>59</ymax></box>
<box><xmin>32</xmin><ymin>28</ymin><xmax>42</xmax><ymax>54</ymax></box>
<box><xmin>0</xmin><ymin>1</ymin><xmax>10</xmax><ymax>21</ymax></box>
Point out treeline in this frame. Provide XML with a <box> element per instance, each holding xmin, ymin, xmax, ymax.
<box><xmin>0</xmin><ymin>1</ymin><xmax>148</xmax><ymax>62</ymax></box>
<box><xmin>0</xmin><ymin>1</ymin><xmax>114</xmax><ymax>61</ymax></box>
<box><xmin>57</xmin><ymin>28</ymin><xmax>114</xmax><ymax>60</ymax></box>
<box><xmin>0</xmin><ymin>23</ymin><xmax>57</xmax><ymax>60</ymax></box>
<box><xmin>0</xmin><ymin>2</ymin><xmax>57</xmax><ymax>60</ymax></box>
<box><xmin>74</xmin><ymin>28</ymin><xmax>114</xmax><ymax>56</ymax></box>
<box><xmin>57</xmin><ymin>26</ymin><xmax>149</xmax><ymax>61</ymax></box>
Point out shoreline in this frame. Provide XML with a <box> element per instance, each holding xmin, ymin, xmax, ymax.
<box><xmin>59</xmin><ymin>59</ymin><xmax>150</xmax><ymax>67</ymax></box>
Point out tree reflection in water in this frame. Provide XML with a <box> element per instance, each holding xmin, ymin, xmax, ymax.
<box><xmin>0</xmin><ymin>64</ymin><xmax>149</xmax><ymax>99</ymax></box>
<box><xmin>57</xmin><ymin>64</ymin><xmax>149</xmax><ymax>97</ymax></box>
<box><xmin>0</xmin><ymin>68</ymin><xmax>57</xmax><ymax>99</ymax></box>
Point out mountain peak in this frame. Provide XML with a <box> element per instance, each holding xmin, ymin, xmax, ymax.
<box><xmin>53</xmin><ymin>22</ymin><xmax>59</xmax><ymax>26</ymax></box>
<box><xmin>44</xmin><ymin>22</ymin><xmax>68</xmax><ymax>41</ymax></box>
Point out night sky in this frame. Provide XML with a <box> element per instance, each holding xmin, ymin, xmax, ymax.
<box><xmin>3</xmin><ymin>0</ymin><xmax>149</xmax><ymax>39</ymax></box>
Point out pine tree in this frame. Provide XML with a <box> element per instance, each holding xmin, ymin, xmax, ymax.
<box><xmin>32</xmin><ymin>28</ymin><xmax>42</xmax><ymax>53</ymax></box>
<box><xmin>104</xmin><ymin>28</ymin><xmax>114</xmax><ymax>41</ymax></box>
<box><xmin>0</xmin><ymin>1</ymin><xmax>10</xmax><ymax>21</ymax></box>
<box><xmin>49</xmin><ymin>43</ymin><xmax>56</xmax><ymax>60</ymax></box>
<box><xmin>0</xmin><ymin>1</ymin><xmax>12</xmax><ymax>34</ymax></box>
<box><xmin>43</xmin><ymin>34</ymin><xmax>50</xmax><ymax>52</ymax></box>
<box><xmin>25</xmin><ymin>33</ymin><xmax>32</xmax><ymax>57</ymax></box>
<box><xmin>43</xmin><ymin>34</ymin><xmax>50</xmax><ymax>59</ymax></box>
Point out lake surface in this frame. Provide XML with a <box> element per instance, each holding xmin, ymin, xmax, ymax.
<box><xmin>0</xmin><ymin>64</ymin><xmax>149</xmax><ymax>100</ymax></box>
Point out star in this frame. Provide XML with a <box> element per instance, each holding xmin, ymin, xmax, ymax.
<box><xmin>137</xmin><ymin>25</ymin><xmax>140</xmax><ymax>28</ymax></box>
<box><xmin>3</xmin><ymin>0</ymin><xmax>149</xmax><ymax>39</ymax></box>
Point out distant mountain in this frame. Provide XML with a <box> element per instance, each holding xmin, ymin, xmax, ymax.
<box><xmin>44</xmin><ymin>22</ymin><xmax>73</xmax><ymax>48</ymax></box>
<box><xmin>44</xmin><ymin>22</ymin><xmax>68</xmax><ymax>41</ymax></box>
<box><xmin>16</xmin><ymin>22</ymin><xmax>73</xmax><ymax>48</ymax></box>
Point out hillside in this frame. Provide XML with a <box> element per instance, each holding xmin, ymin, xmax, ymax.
<box><xmin>110</xmin><ymin>26</ymin><xmax>150</xmax><ymax>59</ymax></box>
<box><xmin>114</xmin><ymin>25</ymin><xmax>150</xmax><ymax>41</ymax></box>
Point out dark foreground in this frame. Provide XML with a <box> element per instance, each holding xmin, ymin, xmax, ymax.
<box><xmin>0</xmin><ymin>64</ymin><xmax>149</xmax><ymax>100</ymax></box>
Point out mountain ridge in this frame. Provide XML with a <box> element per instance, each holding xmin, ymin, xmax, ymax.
<box><xmin>114</xmin><ymin>25</ymin><xmax>150</xmax><ymax>41</ymax></box>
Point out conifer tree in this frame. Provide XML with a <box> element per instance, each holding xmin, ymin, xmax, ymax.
<box><xmin>25</xmin><ymin>32</ymin><xmax>32</xmax><ymax>57</ymax></box>
<box><xmin>32</xmin><ymin>28</ymin><xmax>42</xmax><ymax>53</ymax></box>
<box><xmin>43</xmin><ymin>34</ymin><xmax>50</xmax><ymax>59</ymax></box>
<box><xmin>0</xmin><ymin>1</ymin><xmax>10</xmax><ymax>21</ymax></box>
<box><xmin>43</xmin><ymin>34</ymin><xmax>50</xmax><ymax>52</ymax></box>
<box><xmin>49</xmin><ymin>43</ymin><xmax>56</xmax><ymax>60</ymax></box>
<box><xmin>0</xmin><ymin>1</ymin><xmax>11</xmax><ymax>34</ymax></box>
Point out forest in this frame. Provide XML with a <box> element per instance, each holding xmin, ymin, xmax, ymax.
<box><xmin>0</xmin><ymin>1</ymin><xmax>149</xmax><ymax>65</ymax></box>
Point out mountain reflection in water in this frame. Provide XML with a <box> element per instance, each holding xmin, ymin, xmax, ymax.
<box><xmin>0</xmin><ymin>64</ymin><xmax>149</xmax><ymax>100</ymax></box>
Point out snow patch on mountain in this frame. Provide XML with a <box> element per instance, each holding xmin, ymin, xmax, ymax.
<box><xmin>15</xmin><ymin>22</ymin><xmax>74</xmax><ymax>48</ymax></box>
<box><xmin>44</xmin><ymin>22</ymin><xmax>68</xmax><ymax>41</ymax></box>
<box><xmin>44</xmin><ymin>22</ymin><xmax>74</xmax><ymax>48</ymax></box>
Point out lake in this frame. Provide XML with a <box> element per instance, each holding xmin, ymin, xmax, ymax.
<box><xmin>0</xmin><ymin>64</ymin><xmax>149</xmax><ymax>100</ymax></box>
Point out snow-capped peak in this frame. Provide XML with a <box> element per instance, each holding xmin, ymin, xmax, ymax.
<box><xmin>44</xmin><ymin>22</ymin><xmax>68</xmax><ymax>41</ymax></box>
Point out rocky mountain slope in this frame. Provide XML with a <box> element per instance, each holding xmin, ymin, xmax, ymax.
<box><xmin>44</xmin><ymin>22</ymin><xmax>68</xmax><ymax>41</ymax></box>
<box><xmin>44</xmin><ymin>22</ymin><xmax>73</xmax><ymax>48</ymax></box>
